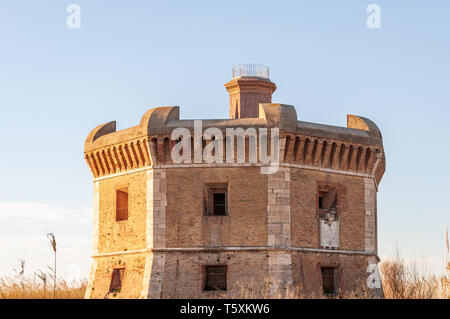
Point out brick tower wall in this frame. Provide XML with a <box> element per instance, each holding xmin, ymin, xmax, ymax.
<box><xmin>83</xmin><ymin>100</ymin><xmax>385</xmax><ymax>299</ymax></box>
<box><xmin>85</xmin><ymin>164</ymin><xmax>378</xmax><ymax>298</ymax></box>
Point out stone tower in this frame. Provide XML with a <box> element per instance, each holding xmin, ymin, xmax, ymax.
<box><xmin>84</xmin><ymin>64</ymin><xmax>385</xmax><ymax>298</ymax></box>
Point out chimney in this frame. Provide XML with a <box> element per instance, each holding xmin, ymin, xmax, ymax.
<box><xmin>225</xmin><ymin>64</ymin><xmax>277</xmax><ymax>119</ymax></box>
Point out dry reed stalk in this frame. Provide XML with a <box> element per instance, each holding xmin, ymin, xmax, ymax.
<box><xmin>47</xmin><ymin>232</ymin><xmax>57</xmax><ymax>298</ymax></box>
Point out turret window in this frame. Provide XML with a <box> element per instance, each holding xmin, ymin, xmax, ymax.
<box><xmin>116</xmin><ymin>189</ymin><xmax>128</xmax><ymax>221</ymax></box>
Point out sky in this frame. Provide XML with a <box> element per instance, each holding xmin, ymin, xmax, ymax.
<box><xmin>0</xmin><ymin>0</ymin><xmax>449</xmax><ymax>280</ymax></box>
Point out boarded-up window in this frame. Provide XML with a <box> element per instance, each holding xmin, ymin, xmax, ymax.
<box><xmin>320</xmin><ymin>218</ymin><xmax>340</xmax><ymax>248</ymax></box>
<box><xmin>204</xmin><ymin>266</ymin><xmax>227</xmax><ymax>291</ymax></box>
<box><xmin>205</xmin><ymin>184</ymin><xmax>228</xmax><ymax>216</ymax></box>
<box><xmin>116</xmin><ymin>189</ymin><xmax>128</xmax><ymax>221</ymax></box>
<box><xmin>321</xmin><ymin>267</ymin><xmax>337</xmax><ymax>295</ymax></box>
<box><xmin>109</xmin><ymin>268</ymin><xmax>125</xmax><ymax>292</ymax></box>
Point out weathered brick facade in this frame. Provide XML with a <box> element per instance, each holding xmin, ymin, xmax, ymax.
<box><xmin>84</xmin><ymin>66</ymin><xmax>385</xmax><ymax>298</ymax></box>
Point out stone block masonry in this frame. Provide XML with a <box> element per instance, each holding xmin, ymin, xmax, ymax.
<box><xmin>141</xmin><ymin>169</ymin><xmax>167</xmax><ymax>298</ymax></box>
<box><xmin>267</xmin><ymin>167</ymin><xmax>293</xmax><ymax>296</ymax></box>
<box><xmin>364</xmin><ymin>178</ymin><xmax>376</xmax><ymax>252</ymax></box>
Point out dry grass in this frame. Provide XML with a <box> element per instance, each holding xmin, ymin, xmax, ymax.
<box><xmin>379</xmin><ymin>230</ymin><xmax>450</xmax><ymax>299</ymax></box>
<box><xmin>379</xmin><ymin>256</ymin><xmax>449</xmax><ymax>299</ymax></box>
<box><xmin>1</xmin><ymin>231</ymin><xmax>448</xmax><ymax>299</ymax></box>
<box><xmin>1</xmin><ymin>262</ymin><xmax>448</xmax><ymax>299</ymax></box>
<box><xmin>213</xmin><ymin>233</ymin><xmax>450</xmax><ymax>300</ymax></box>
<box><xmin>212</xmin><ymin>276</ymin><xmax>376</xmax><ymax>299</ymax></box>
<box><xmin>1</xmin><ymin>258</ymin><xmax>448</xmax><ymax>299</ymax></box>
<box><xmin>0</xmin><ymin>277</ymin><xmax>86</xmax><ymax>299</ymax></box>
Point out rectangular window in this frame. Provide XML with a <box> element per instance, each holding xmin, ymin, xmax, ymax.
<box><xmin>321</xmin><ymin>267</ymin><xmax>336</xmax><ymax>295</ymax></box>
<box><xmin>213</xmin><ymin>193</ymin><xmax>226</xmax><ymax>215</ymax></box>
<box><xmin>204</xmin><ymin>266</ymin><xmax>227</xmax><ymax>291</ymax></box>
<box><xmin>205</xmin><ymin>184</ymin><xmax>228</xmax><ymax>216</ymax></box>
<box><xmin>109</xmin><ymin>268</ymin><xmax>125</xmax><ymax>293</ymax></box>
<box><xmin>116</xmin><ymin>189</ymin><xmax>128</xmax><ymax>221</ymax></box>
<box><xmin>318</xmin><ymin>189</ymin><xmax>338</xmax><ymax>219</ymax></box>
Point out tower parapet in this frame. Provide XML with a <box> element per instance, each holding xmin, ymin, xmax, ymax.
<box><xmin>84</xmin><ymin>105</ymin><xmax>385</xmax><ymax>185</ymax></box>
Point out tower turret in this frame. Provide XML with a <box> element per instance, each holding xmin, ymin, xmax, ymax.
<box><xmin>225</xmin><ymin>64</ymin><xmax>277</xmax><ymax>119</ymax></box>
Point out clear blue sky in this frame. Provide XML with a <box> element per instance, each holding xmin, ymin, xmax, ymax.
<box><xmin>0</xmin><ymin>0</ymin><xmax>449</xmax><ymax>279</ymax></box>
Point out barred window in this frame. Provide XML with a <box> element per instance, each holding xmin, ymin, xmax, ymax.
<box><xmin>213</xmin><ymin>193</ymin><xmax>226</xmax><ymax>215</ymax></box>
<box><xmin>205</xmin><ymin>184</ymin><xmax>228</xmax><ymax>216</ymax></box>
<box><xmin>321</xmin><ymin>267</ymin><xmax>337</xmax><ymax>295</ymax></box>
<box><xmin>204</xmin><ymin>266</ymin><xmax>227</xmax><ymax>291</ymax></box>
<box><xmin>116</xmin><ymin>189</ymin><xmax>128</xmax><ymax>221</ymax></box>
<box><xmin>109</xmin><ymin>268</ymin><xmax>125</xmax><ymax>293</ymax></box>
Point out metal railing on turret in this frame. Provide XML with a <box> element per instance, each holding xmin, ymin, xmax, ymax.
<box><xmin>232</xmin><ymin>64</ymin><xmax>270</xmax><ymax>79</ymax></box>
